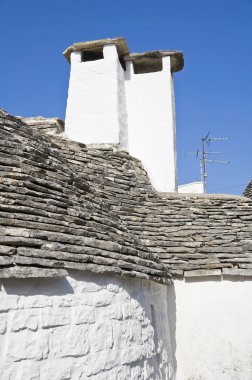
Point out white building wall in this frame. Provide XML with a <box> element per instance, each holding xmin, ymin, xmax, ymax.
<box><xmin>0</xmin><ymin>271</ymin><xmax>175</xmax><ymax>380</ymax></box>
<box><xmin>124</xmin><ymin>57</ymin><xmax>177</xmax><ymax>192</ymax></box>
<box><xmin>64</xmin><ymin>47</ymin><xmax>178</xmax><ymax>192</ymax></box>
<box><xmin>174</xmin><ymin>279</ymin><xmax>252</xmax><ymax>380</ymax></box>
<box><xmin>65</xmin><ymin>45</ymin><xmax>127</xmax><ymax>145</ymax></box>
<box><xmin>117</xmin><ymin>55</ymin><xmax>128</xmax><ymax>150</ymax></box>
<box><xmin>178</xmin><ymin>181</ymin><xmax>204</xmax><ymax>194</ymax></box>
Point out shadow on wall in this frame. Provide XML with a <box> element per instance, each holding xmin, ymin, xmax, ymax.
<box><xmin>185</xmin><ymin>275</ymin><xmax>222</xmax><ymax>284</ymax></box>
<box><xmin>167</xmin><ymin>283</ymin><xmax>177</xmax><ymax>374</ymax></box>
<box><xmin>185</xmin><ymin>275</ymin><xmax>252</xmax><ymax>283</ymax></box>
<box><xmin>121</xmin><ymin>276</ymin><xmax>177</xmax><ymax>379</ymax></box>
<box><xmin>1</xmin><ymin>277</ymin><xmax>74</xmax><ymax>296</ymax></box>
<box><xmin>69</xmin><ymin>270</ymin><xmax>178</xmax><ymax>378</ymax></box>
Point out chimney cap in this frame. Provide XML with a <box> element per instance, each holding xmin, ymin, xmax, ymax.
<box><xmin>63</xmin><ymin>37</ymin><xmax>129</xmax><ymax>62</ymax></box>
<box><xmin>124</xmin><ymin>50</ymin><xmax>184</xmax><ymax>72</ymax></box>
<box><xmin>63</xmin><ymin>37</ymin><xmax>184</xmax><ymax>72</ymax></box>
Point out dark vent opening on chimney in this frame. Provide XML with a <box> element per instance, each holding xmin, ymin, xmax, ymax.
<box><xmin>82</xmin><ymin>48</ymin><xmax>104</xmax><ymax>62</ymax></box>
<box><xmin>133</xmin><ymin>59</ymin><xmax>163</xmax><ymax>74</ymax></box>
<box><xmin>119</xmin><ymin>58</ymin><xmax>126</xmax><ymax>71</ymax></box>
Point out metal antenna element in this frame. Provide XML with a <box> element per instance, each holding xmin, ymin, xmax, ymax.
<box><xmin>196</xmin><ymin>134</ymin><xmax>229</xmax><ymax>193</ymax></box>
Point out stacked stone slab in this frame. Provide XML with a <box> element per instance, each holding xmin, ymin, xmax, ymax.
<box><xmin>1</xmin><ymin>110</ymin><xmax>252</xmax><ymax>279</ymax></box>
<box><xmin>21</xmin><ymin>116</ymin><xmax>64</xmax><ymax>136</ymax></box>
<box><xmin>244</xmin><ymin>180</ymin><xmax>252</xmax><ymax>199</ymax></box>
<box><xmin>48</xmin><ymin>139</ymin><xmax>252</xmax><ymax>278</ymax></box>
<box><xmin>0</xmin><ymin>110</ymin><xmax>170</xmax><ymax>283</ymax></box>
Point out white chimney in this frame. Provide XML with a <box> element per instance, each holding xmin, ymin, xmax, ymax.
<box><xmin>64</xmin><ymin>37</ymin><xmax>183</xmax><ymax>192</ymax></box>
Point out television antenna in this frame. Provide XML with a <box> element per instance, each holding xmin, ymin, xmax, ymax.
<box><xmin>194</xmin><ymin>133</ymin><xmax>230</xmax><ymax>193</ymax></box>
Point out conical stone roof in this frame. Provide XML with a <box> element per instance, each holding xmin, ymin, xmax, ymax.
<box><xmin>1</xmin><ymin>110</ymin><xmax>252</xmax><ymax>280</ymax></box>
<box><xmin>0</xmin><ymin>110</ymin><xmax>170</xmax><ymax>283</ymax></box>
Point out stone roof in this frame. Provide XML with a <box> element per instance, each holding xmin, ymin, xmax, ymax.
<box><xmin>63</xmin><ymin>37</ymin><xmax>184</xmax><ymax>73</ymax></box>
<box><xmin>1</xmin><ymin>110</ymin><xmax>252</xmax><ymax>280</ymax></box>
<box><xmin>0</xmin><ymin>110</ymin><xmax>170</xmax><ymax>283</ymax></box>
<box><xmin>244</xmin><ymin>180</ymin><xmax>252</xmax><ymax>199</ymax></box>
<box><xmin>48</xmin><ymin>140</ymin><xmax>252</xmax><ymax>279</ymax></box>
<box><xmin>21</xmin><ymin>116</ymin><xmax>64</xmax><ymax>136</ymax></box>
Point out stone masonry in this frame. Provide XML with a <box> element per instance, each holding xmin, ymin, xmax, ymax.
<box><xmin>0</xmin><ymin>110</ymin><xmax>252</xmax><ymax>279</ymax></box>
<box><xmin>244</xmin><ymin>179</ymin><xmax>252</xmax><ymax>199</ymax></box>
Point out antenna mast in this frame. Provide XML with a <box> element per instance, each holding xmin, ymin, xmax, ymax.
<box><xmin>197</xmin><ymin>134</ymin><xmax>229</xmax><ymax>193</ymax></box>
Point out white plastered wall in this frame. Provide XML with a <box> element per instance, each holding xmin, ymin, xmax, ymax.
<box><xmin>173</xmin><ymin>278</ymin><xmax>252</xmax><ymax>380</ymax></box>
<box><xmin>178</xmin><ymin>181</ymin><xmax>204</xmax><ymax>194</ymax></box>
<box><xmin>124</xmin><ymin>57</ymin><xmax>177</xmax><ymax>192</ymax></box>
<box><xmin>0</xmin><ymin>271</ymin><xmax>175</xmax><ymax>380</ymax></box>
<box><xmin>64</xmin><ymin>46</ymin><xmax>178</xmax><ymax>192</ymax></box>
<box><xmin>65</xmin><ymin>45</ymin><xmax>127</xmax><ymax>145</ymax></box>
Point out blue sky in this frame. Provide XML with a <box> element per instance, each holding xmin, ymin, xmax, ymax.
<box><xmin>0</xmin><ymin>0</ymin><xmax>251</xmax><ymax>194</ymax></box>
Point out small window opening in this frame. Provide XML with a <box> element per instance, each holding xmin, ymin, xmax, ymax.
<box><xmin>82</xmin><ymin>48</ymin><xmax>104</xmax><ymax>62</ymax></box>
<box><xmin>133</xmin><ymin>59</ymin><xmax>163</xmax><ymax>74</ymax></box>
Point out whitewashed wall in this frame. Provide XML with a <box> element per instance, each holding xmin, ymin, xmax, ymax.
<box><xmin>65</xmin><ymin>48</ymin><xmax>178</xmax><ymax>193</ymax></box>
<box><xmin>117</xmin><ymin>52</ymin><xmax>128</xmax><ymax>150</ymax></box>
<box><xmin>178</xmin><ymin>181</ymin><xmax>204</xmax><ymax>194</ymax></box>
<box><xmin>65</xmin><ymin>45</ymin><xmax>127</xmax><ymax>145</ymax></box>
<box><xmin>125</xmin><ymin>58</ymin><xmax>177</xmax><ymax>192</ymax></box>
<box><xmin>174</xmin><ymin>278</ymin><xmax>252</xmax><ymax>380</ymax></box>
<box><xmin>0</xmin><ymin>271</ymin><xmax>175</xmax><ymax>380</ymax></box>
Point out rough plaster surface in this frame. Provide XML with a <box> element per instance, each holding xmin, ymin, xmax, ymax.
<box><xmin>174</xmin><ymin>279</ymin><xmax>252</xmax><ymax>380</ymax></box>
<box><xmin>124</xmin><ymin>57</ymin><xmax>177</xmax><ymax>192</ymax></box>
<box><xmin>0</xmin><ymin>271</ymin><xmax>174</xmax><ymax>380</ymax></box>
<box><xmin>65</xmin><ymin>45</ymin><xmax>127</xmax><ymax>145</ymax></box>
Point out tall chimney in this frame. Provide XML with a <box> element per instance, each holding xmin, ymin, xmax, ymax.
<box><xmin>64</xmin><ymin>38</ymin><xmax>183</xmax><ymax>192</ymax></box>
